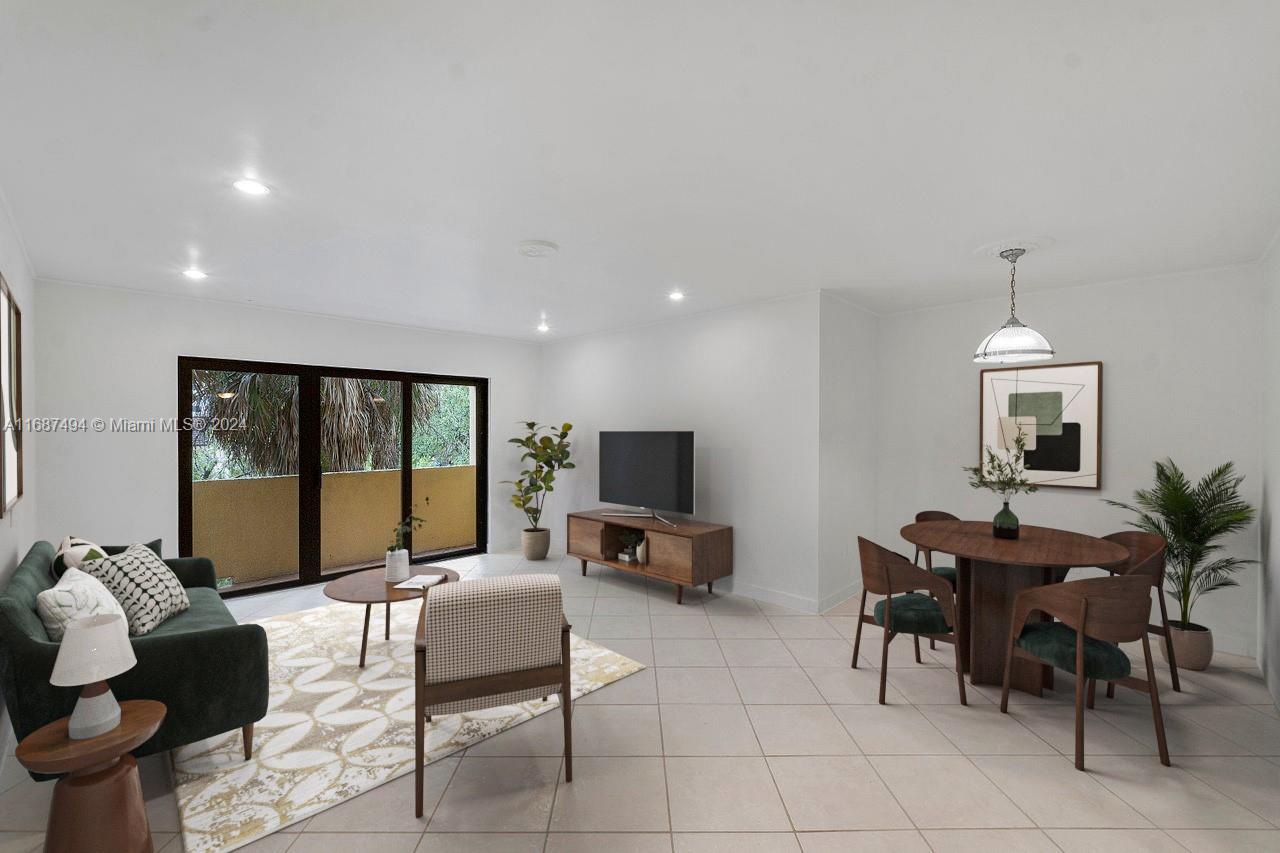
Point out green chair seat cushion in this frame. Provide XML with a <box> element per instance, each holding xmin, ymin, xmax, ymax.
<box><xmin>145</xmin><ymin>587</ymin><xmax>237</xmax><ymax>637</ymax></box>
<box><xmin>931</xmin><ymin>566</ymin><xmax>958</xmax><ymax>586</ymax></box>
<box><xmin>1015</xmin><ymin>622</ymin><xmax>1132</xmax><ymax>682</ymax></box>
<box><xmin>873</xmin><ymin>593</ymin><xmax>951</xmax><ymax>635</ymax></box>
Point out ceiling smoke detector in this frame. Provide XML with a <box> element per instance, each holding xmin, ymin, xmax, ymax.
<box><xmin>518</xmin><ymin>240</ymin><xmax>559</xmax><ymax>258</ymax></box>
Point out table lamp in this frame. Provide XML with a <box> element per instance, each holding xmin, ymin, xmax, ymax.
<box><xmin>50</xmin><ymin>614</ymin><xmax>137</xmax><ymax>739</ymax></box>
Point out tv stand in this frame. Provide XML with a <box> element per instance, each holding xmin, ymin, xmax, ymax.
<box><xmin>599</xmin><ymin>508</ymin><xmax>678</xmax><ymax>528</ymax></box>
<box><xmin>568</xmin><ymin>509</ymin><xmax>733</xmax><ymax>604</ymax></box>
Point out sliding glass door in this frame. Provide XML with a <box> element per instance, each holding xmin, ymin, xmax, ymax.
<box><xmin>179</xmin><ymin>358</ymin><xmax>488</xmax><ymax>594</ymax></box>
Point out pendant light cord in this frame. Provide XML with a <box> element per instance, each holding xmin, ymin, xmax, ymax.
<box><xmin>1009</xmin><ymin>259</ymin><xmax>1017</xmax><ymax>316</ymax></box>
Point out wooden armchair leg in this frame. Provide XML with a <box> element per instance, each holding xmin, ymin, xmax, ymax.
<box><xmin>562</xmin><ymin>689</ymin><xmax>573</xmax><ymax>783</ymax></box>
<box><xmin>1106</xmin><ymin>681</ymin><xmax>1115</xmax><ymax>699</ymax></box>
<box><xmin>851</xmin><ymin>590</ymin><xmax>867</xmax><ymax>669</ymax></box>
<box><xmin>1142</xmin><ymin>636</ymin><xmax>1171</xmax><ymax>767</ymax></box>
<box><xmin>1086</xmin><ymin>678</ymin><xmax>1096</xmax><ymax>710</ymax></box>
<box><xmin>913</xmin><ymin>634</ymin><xmax>922</xmax><ymax>664</ymax></box>
<box><xmin>1157</xmin><ymin>596</ymin><xmax>1182</xmax><ymax>692</ymax></box>
<box><xmin>1074</xmin><ymin>669</ymin><xmax>1087</xmax><ymax>771</ymax></box>
<box><xmin>415</xmin><ymin>651</ymin><xmax>426</xmax><ymax>818</ymax></box>
<box><xmin>999</xmin><ymin>644</ymin><xmax>1015</xmax><ymax>714</ymax></box>
<box><xmin>242</xmin><ymin>723</ymin><xmax>254</xmax><ymax>761</ymax></box>
<box><xmin>930</xmin><ymin>637</ymin><xmax>936</xmax><ymax>651</ymax></box>
<box><xmin>953</xmin><ymin>640</ymin><xmax>967</xmax><ymax>706</ymax></box>
<box><xmin>878</xmin><ymin>628</ymin><xmax>891</xmax><ymax>705</ymax></box>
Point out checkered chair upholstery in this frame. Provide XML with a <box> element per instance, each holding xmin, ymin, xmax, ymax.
<box><xmin>420</xmin><ymin>574</ymin><xmax>566</xmax><ymax>715</ymax></box>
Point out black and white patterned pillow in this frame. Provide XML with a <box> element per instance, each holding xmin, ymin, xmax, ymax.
<box><xmin>81</xmin><ymin>543</ymin><xmax>190</xmax><ymax>636</ymax></box>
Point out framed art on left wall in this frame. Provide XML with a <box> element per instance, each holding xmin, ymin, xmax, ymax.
<box><xmin>979</xmin><ymin>361</ymin><xmax>1102</xmax><ymax>490</ymax></box>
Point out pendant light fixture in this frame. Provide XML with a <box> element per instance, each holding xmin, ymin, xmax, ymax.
<box><xmin>973</xmin><ymin>247</ymin><xmax>1055</xmax><ymax>364</ymax></box>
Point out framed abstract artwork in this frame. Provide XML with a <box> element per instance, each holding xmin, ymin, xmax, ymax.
<box><xmin>978</xmin><ymin>361</ymin><xmax>1102</xmax><ymax>490</ymax></box>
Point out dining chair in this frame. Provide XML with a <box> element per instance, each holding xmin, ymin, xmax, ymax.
<box><xmin>852</xmin><ymin>537</ymin><xmax>966</xmax><ymax>705</ymax></box>
<box><xmin>414</xmin><ymin>574</ymin><xmax>572</xmax><ymax>817</ymax></box>
<box><xmin>1100</xmin><ymin>531</ymin><xmax>1180</xmax><ymax>694</ymax></box>
<box><xmin>912</xmin><ymin>511</ymin><xmax>959</xmax><ymax>651</ymax></box>
<box><xmin>999</xmin><ymin>575</ymin><xmax>1170</xmax><ymax>771</ymax></box>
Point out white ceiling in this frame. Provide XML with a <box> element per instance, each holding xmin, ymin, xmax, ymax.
<box><xmin>1</xmin><ymin>1</ymin><xmax>1278</xmax><ymax>339</ymax></box>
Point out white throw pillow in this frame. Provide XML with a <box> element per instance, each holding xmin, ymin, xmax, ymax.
<box><xmin>81</xmin><ymin>543</ymin><xmax>190</xmax><ymax>636</ymax></box>
<box><xmin>52</xmin><ymin>536</ymin><xmax>108</xmax><ymax>580</ymax></box>
<box><xmin>35</xmin><ymin>567</ymin><xmax>128</xmax><ymax>641</ymax></box>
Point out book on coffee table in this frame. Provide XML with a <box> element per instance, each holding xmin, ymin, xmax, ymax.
<box><xmin>393</xmin><ymin>574</ymin><xmax>448</xmax><ymax>590</ymax></box>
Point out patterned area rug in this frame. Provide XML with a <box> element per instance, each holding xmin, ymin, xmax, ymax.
<box><xmin>171</xmin><ymin>600</ymin><xmax>644</xmax><ymax>853</ymax></box>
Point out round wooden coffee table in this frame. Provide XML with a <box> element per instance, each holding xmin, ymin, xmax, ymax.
<box><xmin>16</xmin><ymin>699</ymin><xmax>165</xmax><ymax>853</ymax></box>
<box><xmin>324</xmin><ymin>567</ymin><xmax>460</xmax><ymax>667</ymax></box>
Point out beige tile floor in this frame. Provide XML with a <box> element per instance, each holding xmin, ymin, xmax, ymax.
<box><xmin>1</xmin><ymin>551</ymin><xmax>1277</xmax><ymax>852</ymax></box>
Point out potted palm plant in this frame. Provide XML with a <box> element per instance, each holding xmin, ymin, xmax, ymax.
<box><xmin>964</xmin><ymin>432</ymin><xmax>1038</xmax><ymax>539</ymax></box>
<box><xmin>1105</xmin><ymin>459</ymin><xmax>1256</xmax><ymax>670</ymax></box>
<box><xmin>503</xmin><ymin>422</ymin><xmax>574</xmax><ymax>560</ymax></box>
<box><xmin>387</xmin><ymin>503</ymin><xmax>427</xmax><ymax>582</ymax></box>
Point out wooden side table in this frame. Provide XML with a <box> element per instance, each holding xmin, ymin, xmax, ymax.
<box><xmin>323</xmin><ymin>567</ymin><xmax>460</xmax><ymax>667</ymax></box>
<box><xmin>16</xmin><ymin>699</ymin><xmax>166</xmax><ymax>853</ymax></box>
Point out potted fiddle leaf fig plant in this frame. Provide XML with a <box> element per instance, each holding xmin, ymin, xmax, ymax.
<box><xmin>386</xmin><ymin>499</ymin><xmax>429</xmax><ymax>582</ymax></box>
<box><xmin>963</xmin><ymin>432</ymin><xmax>1038</xmax><ymax>539</ymax></box>
<box><xmin>503</xmin><ymin>422</ymin><xmax>574</xmax><ymax>560</ymax></box>
<box><xmin>1105</xmin><ymin>459</ymin><xmax>1256</xmax><ymax>670</ymax></box>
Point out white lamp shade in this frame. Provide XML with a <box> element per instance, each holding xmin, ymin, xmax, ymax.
<box><xmin>973</xmin><ymin>317</ymin><xmax>1055</xmax><ymax>364</ymax></box>
<box><xmin>50</xmin><ymin>614</ymin><xmax>136</xmax><ymax>687</ymax></box>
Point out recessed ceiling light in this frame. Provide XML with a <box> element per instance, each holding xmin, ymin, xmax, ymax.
<box><xmin>518</xmin><ymin>240</ymin><xmax>559</xmax><ymax>258</ymax></box>
<box><xmin>537</xmin><ymin>312</ymin><xmax>550</xmax><ymax>333</ymax></box>
<box><xmin>233</xmin><ymin>178</ymin><xmax>271</xmax><ymax>196</ymax></box>
<box><xmin>183</xmin><ymin>267</ymin><xmax>208</xmax><ymax>281</ymax></box>
<box><xmin>668</xmin><ymin>289</ymin><xmax>685</xmax><ymax>302</ymax></box>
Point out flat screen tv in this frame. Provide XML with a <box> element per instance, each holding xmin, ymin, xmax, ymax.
<box><xmin>599</xmin><ymin>431</ymin><xmax>694</xmax><ymax>514</ymax></box>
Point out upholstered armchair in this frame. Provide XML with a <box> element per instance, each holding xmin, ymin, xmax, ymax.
<box><xmin>414</xmin><ymin>575</ymin><xmax>572</xmax><ymax>817</ymax></box>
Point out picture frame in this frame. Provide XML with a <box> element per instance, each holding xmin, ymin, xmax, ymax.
<box><xmin>978</xmin><ymin>361</ymin><xmax>1102</xmax><ymax>490</ymax></box>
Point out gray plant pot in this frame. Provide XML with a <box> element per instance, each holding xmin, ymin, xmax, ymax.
<box><xmin>1164</xmin><ymin>622</ymin><xmax>1213</xmax><ymax>671</ymax></box>
<box><xmin>522</xmin><ymin>528</ymin><xmax>551</xmax><ymax>561</ymax></box>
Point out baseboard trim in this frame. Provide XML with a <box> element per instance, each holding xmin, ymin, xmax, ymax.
<box><xmin>819</xmin><ymin>581</ymin><xmax>862</xmax><ymax>614</ymax></box>
<box><xmin>725</xmin><ymin>579</ymin><xmax>819</xmax><ymax>614</ymax></box>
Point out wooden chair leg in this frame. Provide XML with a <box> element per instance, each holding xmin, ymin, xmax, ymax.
<box><xmin>953</xmin><ymin>640</ymin><xmax>967</xmax><ymax>706</ymax></box>
<box><xmin>851</xmin><ymin>590</ymin><xmax>867</xmax><ymax>669</ymax></box>
<box><xmin>1086</xmin><ymin>678</ymin><xmax>1096</xmax><ymax>710</ymax></box>
<box><xmin>878</xmin><ymin>628</ymin><xmax>891</xmax><ymax>705</ymax></box>
<box><xmin>386</xmin><ymin>601</ymin><xmax>391</xmax><ymax>641</ymax></box>
<box><xmin>1157</xmin><ymin>594</ymin><xmax>1181</xmax><ymax>692</ymax></box>
<box><xmin>1106</xmin><ymin>681</ymin><xmax>1115</xmax><ymax>699</ymax></box>
<box><xmin>999</xmin><ymin>638</ymin><xmax>1016</xmax><ymax>713</ymax></box>
<box><xmin>913</xmin><ymin>634</ymin><xmax>922</xmax><ymax>664</ymax></box>
<box><xmin>930</xmin><ymin>637</ymin><xmax>936</xmax><ymax>651</ymax></box>
<box><xmin>1142</xmin><ymin>635</ymin><xmax>1171</xmax><ymax>766</ymax></box>
<box><xmin>242</xmin><ymin>723</ymin><xmax>253</xmax><ymax>761</ymax></box>
<box><xmin>562</xmin><ymin>631</ymin><xmax>573</xmax><ymax>783</ymax></box>
<box><xmin>415</xmin><ymin>650</ymin><xmax>426</xmax><ymax>818</ymax></box>
<box><xmin>1074</xmin><ymin>668</ymin><xmax>1087</xmax><ymax>771</ymax></box>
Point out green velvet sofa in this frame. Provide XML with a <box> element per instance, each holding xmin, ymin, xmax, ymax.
<box><xmin>0</xmin><ymin>541</ymin><xmax>268</xmax><ymax>776</ymax></box>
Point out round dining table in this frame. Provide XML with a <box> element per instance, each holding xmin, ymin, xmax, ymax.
<box><xmin>899</xmin><ymin>520</ymin><xmax>1129</xmax><ymax>695</ymax></box>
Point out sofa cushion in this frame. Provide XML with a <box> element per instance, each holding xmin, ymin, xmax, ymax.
<box><xmin>82</xmin><ymin>544</ymin><xmax>189</xmax><ymax>636</ymax></box>
<box><xmin>1015</xmin><ymin>621</ymin><xmax>1132</xmax><ymax>682</ymax></box>
<box><xmin>52</xmin><ymin>537</ymin><xmax>109</xmax><ymax>580</ymax></box>
<box><xmin>145</xmin><ymin>587</ymin><xmax>237</xmax><ymax>637</ymax></box>
<box><xmin>873</xmin><ymin>592</ymin><xmax>951</xmax><ymax>635</ymax></box>
<box><xmin>35</xmin><ymin>568</ymin><xmax>127</xmax><ymax>641</ymax></box>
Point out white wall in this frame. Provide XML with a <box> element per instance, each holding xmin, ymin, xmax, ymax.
<box><xmin>540</xmin><ymin>293</ymin><xmax>823</xmax><ymax>611</ymax></box>
<box><xmin>1261</xmin><ymin>242</ymin><xmax>1280</xmax><ymax>702</ymax></box>
<box><xmin>0</xmin><ymin>198</ymin><xmax>36</xmax><ymax>588</ymax></box>
<box><xmin>818</xmin><ymin>292</ymin><xmax>878</xmax><ymax>610</ymax></box>
<box><xmin>34</xmin><ymin>281</ymin><xmax>540</xmax><ymax>554</ymax></box>
<box><xmin>875</xmin><ymin>266</ymin><xmax>1265</xmax><ymax>656</ymax></box>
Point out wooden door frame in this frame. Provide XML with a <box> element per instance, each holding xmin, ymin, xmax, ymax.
<box><xmin>177</xmin><ymin>356</ymin><xmax>490</xmax><ymax>597</ymax></box>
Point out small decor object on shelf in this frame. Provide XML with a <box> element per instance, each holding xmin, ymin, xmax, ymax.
<box><xmin>50</xmin><ymin>613</ymin><xmax>137</xmax><ymax>739</ymax></box>
<box><xmin>503</xmin><ymin>421</ymin><xmax>575</xmax><ymax>560</ymax></box>
<box><xmin>1105</xmin><ymin>458</ymin><xmax>1256</xmax><ymax>670</ymax></box>
<box><xmin>617</xmin><ymin>529</ymin><xmax>643</xmax><ymax>564</ymax></box>
<box><xmin>964</xmin><ymin>431</ymin><xmax>1038</xmax><ymax>539</ymax></box>
<box><xmin>387</xmin><ymin>500</ymin><xmax>428</xmax><ymax>583</ymax></box>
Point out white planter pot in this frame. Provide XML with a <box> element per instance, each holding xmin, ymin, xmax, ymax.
<box><xmin>385</xmin><ymin>549</ymin><xmax>411</xmax><ymax>582</ymax></box>
<box><xmin>522</xmin><ymin>528</ymin><xmax>551</xmax><ymax>561</ymax></box>
<box><xmin>1164</xmin><ymin>622</ymin><xmax>1213</xmax><ymax>671</ymax></box>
